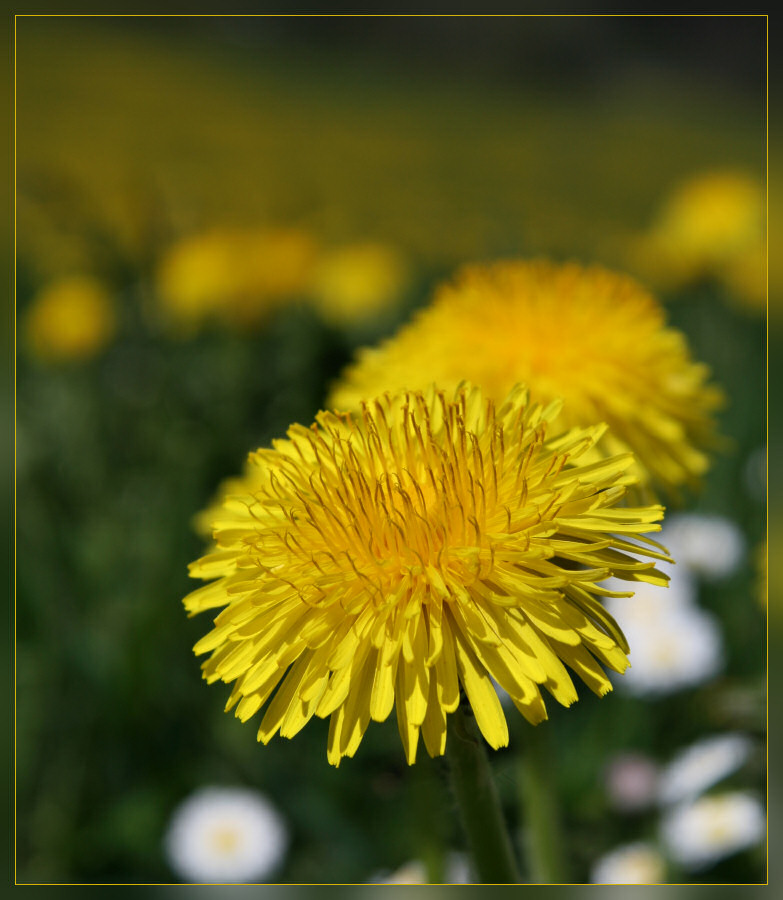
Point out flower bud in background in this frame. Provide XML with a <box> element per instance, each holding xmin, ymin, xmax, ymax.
<box><xmin>155</xmin><ymin>227</ymin><xmax>318</xmax><ymax>333</ymax></box>
<box><xmin>604</xmin><ymin>752</ymin><xmax>661</xmax><ymax>813</ymax></box>
<box><xmin>307</xmin><ymin>242</ymin><xmax>411</xmax><ymax>327</ymax></box>
<box><xmin>24</xmin><ymin>275</ymin><xmax>117</xmax><ymax>363</ymax></box>
<box><xmin>633</xmin><ymin>170</ymin><xmax>765</xmax><ymax>310</ymax></box>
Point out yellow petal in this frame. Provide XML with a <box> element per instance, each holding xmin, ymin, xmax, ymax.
<box><xmin>420</xmin><ymin>675</ymin><xmax>448</xmax><ymax>758</ymax></box>
<box><xmin>452</xmin><ymin>627</ymin><xmax>508</xmax><ymax>750</ymax></box>
<box><xmin>395</xmin><ymin>665</ymin><xmax>420</xmax><ymax>765</ymax></box>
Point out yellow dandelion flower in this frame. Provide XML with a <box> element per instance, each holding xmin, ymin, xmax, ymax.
<box><xmin>25</xmin><ymin>275</ymin><xmax>116</xmax><ymax>363</ymax></box>
<box><xmin>185</xmin><ymin>384</ymin><xmax>671</xmax><ymax>766</ymax></box>
<box><xmin>329</xmin><ymin>261</ymin><xmax>722</xmax><ymax>501</ymax></box>
<box><xmin>155</xmin><ymin>227</ymin><xmax>318</xmax><ymax>332</ymax></box>
<box><xmin>634</xmin><ymin>170</ymin><xmax>765</xmax><ymax>306</ymax></box>
<box><xmin>307</xmin><ymin>242</ymin><xmax>411</xmax><ymax>326</ymax></box>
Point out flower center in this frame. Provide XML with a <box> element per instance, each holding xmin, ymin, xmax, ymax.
<box><xmin>209</xmin><ymin>825</ymin><xmax>241</xmax><ymax>856</ymax></box>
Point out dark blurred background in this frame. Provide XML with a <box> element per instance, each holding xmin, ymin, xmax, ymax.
<box><xmin>13</xmin><ymin>14</ymin><xmax>768</xmax><ymax>885</ymax></box>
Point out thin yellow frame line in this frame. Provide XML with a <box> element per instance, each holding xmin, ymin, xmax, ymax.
<box><xmin>764</xmin><ymin>11</ymin><xmax>769</xmax><ymax>889</ymax></box>
<box><xmin>13</xmin><ymin>10</ymin><xmax>18</xmax><ymax>888</ymax></box>
<box><xmin>11</xmin><ymin>11</ymin><xmax>769</xmax><ymax>16</ymax></box>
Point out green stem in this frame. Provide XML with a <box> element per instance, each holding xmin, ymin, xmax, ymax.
<box><xmin>517</xmin><ymin>723</ymin><xmax>568</xmax><ymax>883</ymax></box>
<box><xmin>412</xmin><ymin>754</ymin><xmax>446</xmax><ymax>884</ymax></box>
<box><xmin>446</xmin><ymin>704</ymin><xmax>520</xmax><ymax>884</ymax></box>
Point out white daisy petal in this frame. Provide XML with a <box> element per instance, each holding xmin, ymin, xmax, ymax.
<box><xmin>658</xmin><ymin>733</ymin><xmax>754</xmax><ymax>806</ymax></box>
<box><xmin>660</xmin><ymin>514</ymin><xmax>745</xmax><ymax>581</ymax></box>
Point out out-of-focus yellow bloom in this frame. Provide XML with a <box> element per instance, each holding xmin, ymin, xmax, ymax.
<box><xmin>307</xmin><ymin>242</ymin><xmax>411</xmax><ymax>326</ymax></box>
<box><xmin>24</xmin><ymin>275</ymin><xmax>117</xmax><ymax>363</ymax></box>
<box><xmin>186</xmin><ymin>383</ymin><xmax>671</xmax><ymax>766</ymax></box>
<box><xmin>330</xmin><ymin>260</ymin><xmax>722</xmax><ymax>503</ymax></box>
<box><xmin>635</xmin><ymin>170</ymin><xmax>765</xmax><ymax>308</ymax></box>
<box><xmin>155</xmin><ymin>227</ymin><xmax>318</xmax><ymax>332</ymax></box>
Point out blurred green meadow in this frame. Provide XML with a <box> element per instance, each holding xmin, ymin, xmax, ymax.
<box><xmin>15</xmin><ymin>15</ymin><xmax>767</xmax><ymax>885</ymax></box>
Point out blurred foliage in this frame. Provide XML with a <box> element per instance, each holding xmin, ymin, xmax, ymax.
<box><xmin>15</xmin><ymin>15</ymin><xmax>766</xmax><ymax>885</ymax></box>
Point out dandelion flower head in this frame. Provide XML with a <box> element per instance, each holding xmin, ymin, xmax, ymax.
<box><xmin>635</xmin><ymin>170</ymin><xmax>765</xmax><ymax>308</ymax></box>
<box><xmin>25</xmin><ymin>275</ymin><xmax>116</xmax><ymax>363</ymax></box>
<box><xmin>186</xmin><ymin>384</ymin><xmax>671</xmax><ymax>766</ymax></box>
<box><xmin>156</xmin><ymin>227</ymin><xmax>318</xmax><ymax>332</ymax></box>
<box><xmin>307</xmin><ymin>242</ymin><xmax>411</xmax><ymax>327</ymax></box>
<box><xmin>330</xmin><ymin>261</ymin><xmax>722</xmax><ymax>500</ymax></box>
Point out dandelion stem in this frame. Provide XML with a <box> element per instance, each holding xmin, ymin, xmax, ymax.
<box><xmin>446</xmin><ymin>704</ymin><xmax>520</xmax><ymax>884</ymax></box>
<box><xmin>517</xmin><ymin>723</ymin><xmax>568</xmax><ymax>883</ymax></box>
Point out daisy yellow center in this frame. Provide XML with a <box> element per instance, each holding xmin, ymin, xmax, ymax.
<box><xmin>209</xmin><ymin>825</ymin><xmax>241</xmax><ymax>856</ymax></box>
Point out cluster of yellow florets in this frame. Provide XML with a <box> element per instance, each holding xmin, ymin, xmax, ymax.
<box><xmin>187</xmin><ymin>384</ymin><xmax>671</xmax><ymax>765</ymax></box>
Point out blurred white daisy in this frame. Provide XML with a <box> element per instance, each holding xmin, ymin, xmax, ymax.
<box><xmin>605</xmin><ymin>591</ymin><xmax>723</xmax><ymax>696</ymax></box>
<box><xmin>604</xmin><ymin>752</ymin><xmax>661</xmax><ymax>813</ymax></box>
<box><xmin>661</xmin><ymin>792</ymin><xmax>765</xmax><ymax>870</ymax></box>
<box><xmin>591</xmin><ymin>842</ymin><xmax>666</xmax><ymax>884</ymax></box>
<box><xmin>658</xmin><ymin>733</ymin><xmax>754</xmax><ymax>806</ymax></box>
<box><xmin>370</xmin><ymin>853</ymin><xmax>472</xmax><ymax>884</ymax></box>
<box><xmin>373</xmin><ymin>860</ymin><xmax>428</xmax><ymax>884</ymax></box>
<box><xmin>164</xmin><ymin>786</ymin><xmax>288</xmax><ymax>883</ymax></box>
<box><xmin>661</xmin><ymin>513</ymin><xmax>745</xmax><ymax>581</ymax></box>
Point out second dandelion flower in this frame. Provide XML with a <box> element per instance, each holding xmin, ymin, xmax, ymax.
<box><xmin>329</xmin><ymin>260</ymin><xmax>723</xmax><ymax>502</ymax></box>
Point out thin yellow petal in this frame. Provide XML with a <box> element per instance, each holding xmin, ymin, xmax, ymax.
<box><xmin>452</xmin><ymin>626</ymin><xmax>508</xmax><ymax>750</ymax></box>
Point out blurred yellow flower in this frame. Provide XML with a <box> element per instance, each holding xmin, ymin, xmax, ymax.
<box><xmin>307</xmin><ymin>242</ymin><xmax>411</xmax><ymax>326</ymax></box>
<box><xmin>24</xmin><ymin>275</ymin><xmax>117</xmax><ymax>363</ymax></box>
<box><xmin>186</xmin><ymin>383</ymin><xmax>670</xmax><ymax>766</ymax></box>
<box><xmin>155</xmin><ymin>227</ymin><xmax>318</xmax><ymax>332</ymax></box>
<box><xmin>330</xmin><ymin>260</ymin><xmax>722</xmax><ymax>501</ymax></box>
<box><xmin>635</xmin><ymin>170</ymin><xmax>765</xmax><ymax>308</ymax></box>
